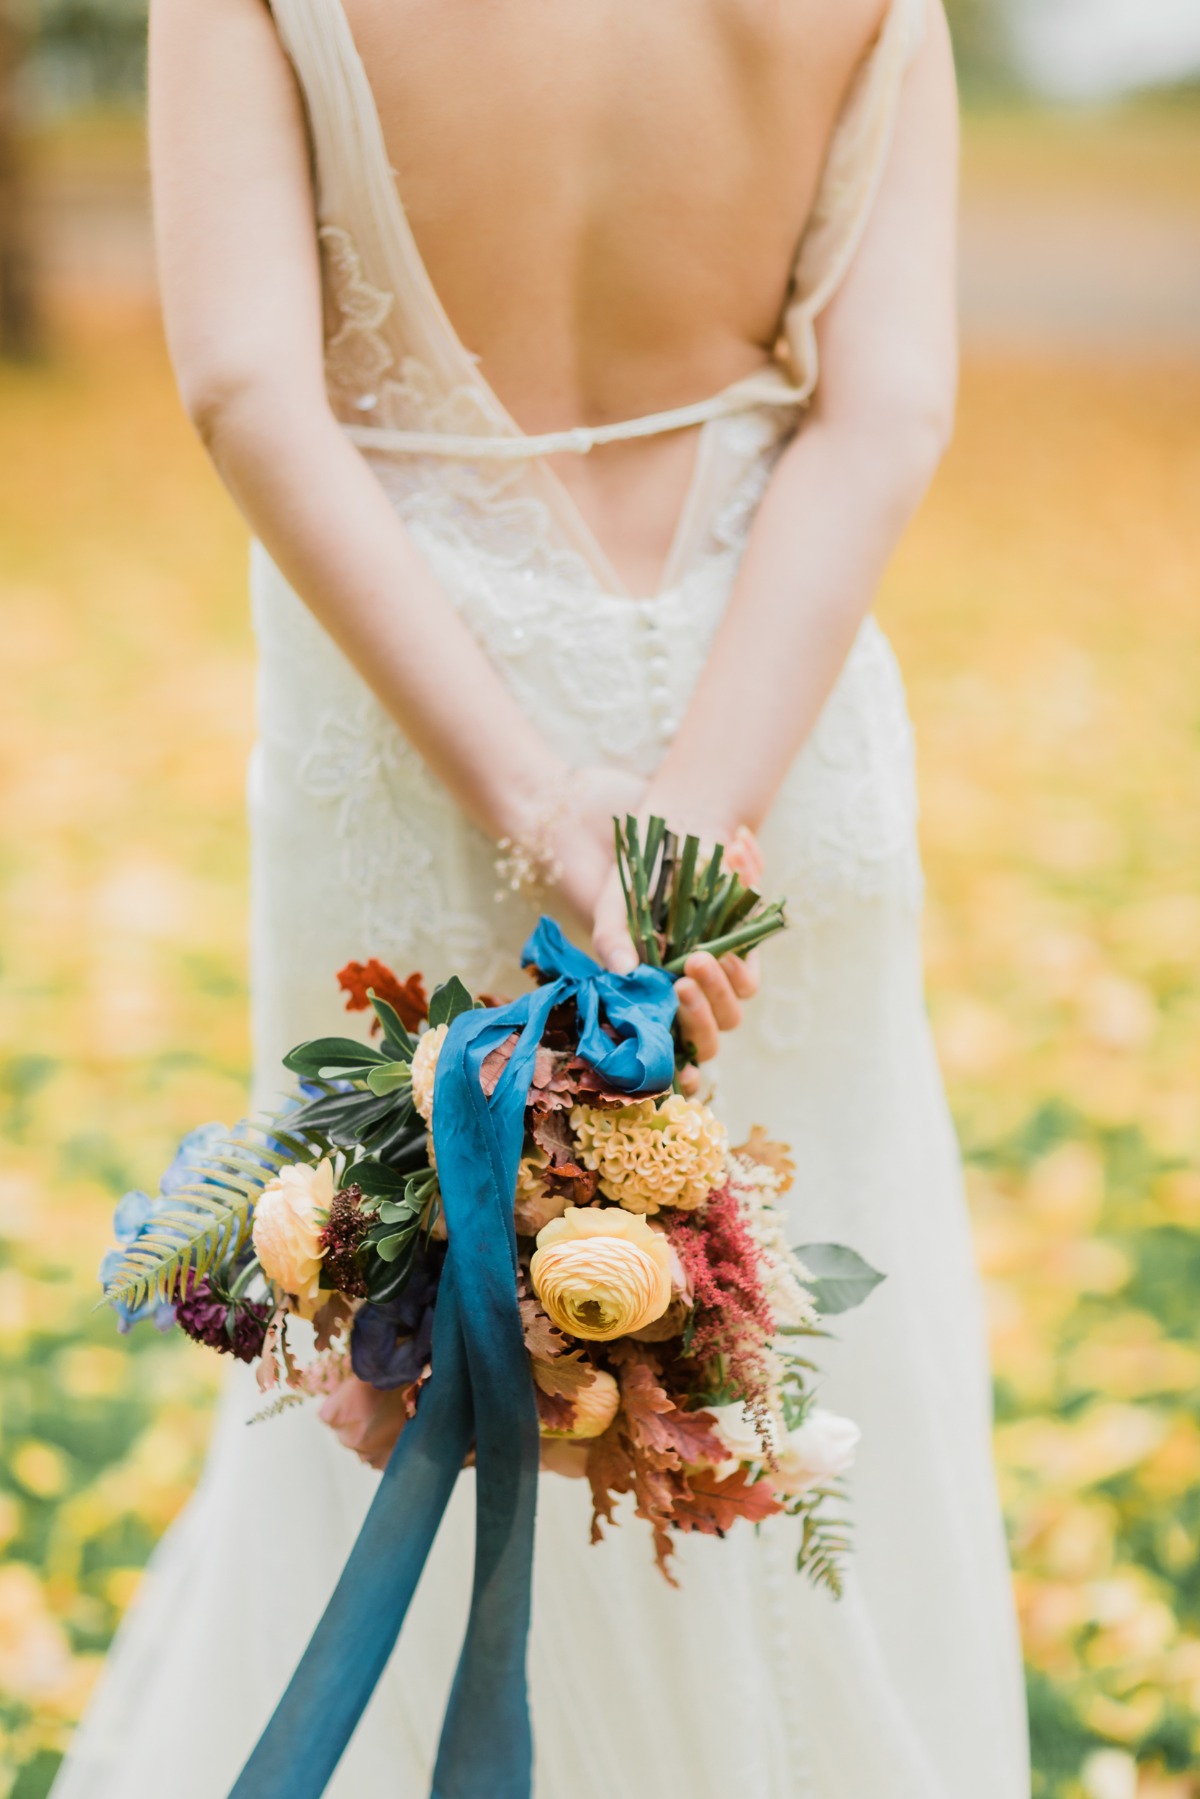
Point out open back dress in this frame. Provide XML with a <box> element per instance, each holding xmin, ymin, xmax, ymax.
<box><xmin>54</xmin><ymin>1</ymin><xmax>1031</xmax><ymax>1792</ymax></box>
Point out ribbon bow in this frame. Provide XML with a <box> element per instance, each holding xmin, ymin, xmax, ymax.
<box><xmin>230</xmin><ymin>917</ymin><xmax>678</xmax><ymax>1798</ymax></box>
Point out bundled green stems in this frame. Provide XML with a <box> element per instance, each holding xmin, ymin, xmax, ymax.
<box><xmin>614</xmin><ymin>814</ymin><xmax>788</xmax><ymax>976</ymax></box>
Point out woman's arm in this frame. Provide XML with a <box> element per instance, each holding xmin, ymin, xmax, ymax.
<box><xmin>149</xmin><ymin>0</ymin><xmax>625</xmax><ymax>886</ymax></box>
<box><xmin>639</xmin><ymin>0</ymin><xmax>959</xmax><ymax>842</ymax></box>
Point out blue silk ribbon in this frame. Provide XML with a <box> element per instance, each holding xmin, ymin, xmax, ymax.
<box><xmin>229</xmin><ymin>916</ymin><xmax>678</xmax><ymax>1799</ymax></box>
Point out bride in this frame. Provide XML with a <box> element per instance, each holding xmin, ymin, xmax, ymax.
<box><xmin>56</xmin><ymin>0</ymin><xmax>1031</xmax><ymax>1793</ymax></box>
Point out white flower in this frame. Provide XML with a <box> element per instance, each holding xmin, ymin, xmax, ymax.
<box><xmin>708</xmin><ymin>1401</ymin><xmax>777</xmax><ymax>1478</ymax></box>
<box><xmin>773</xmin><ymin>1409</ymin><xmax>860</xmax><ymax>1497</ymax></box>
<box><xmin>725</xmin><ymin>1152</ymin><xmax>816</xmax><ymax>1332</ymax></box>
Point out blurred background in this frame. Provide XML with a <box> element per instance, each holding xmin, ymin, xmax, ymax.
<box><xmin>0</xmin><ymin>2</ymin><xmax>1197</xmax><ymax>1796</ymax></box>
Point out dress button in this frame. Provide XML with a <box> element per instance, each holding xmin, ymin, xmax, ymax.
<box><xmin>660</xmin><ymin>717</ymin><xmax>679</xmax><ymax>738</ymax></box>
<box><xmin>354</xmin><ymin>392</ymin><xmax>379</xmax><ymax>412</ymax></box>
<box><xmin>650</xmin><ymin>684</ymin><xmax>671</xmax><ymax>706</ymax></box>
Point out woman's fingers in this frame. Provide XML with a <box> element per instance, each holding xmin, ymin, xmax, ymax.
<box><xmin>683</xmin><ymin>951</ymin><xmax>743</xmax><ymax>1031</ymax></box>
<box><xmin>675</xmin><ymin>977</ymin><xmax>721</xmax><ymax>1063</ymax></box>
<box><xmin>721</xmin><ymin>947</ymin><xmax>760</xmax><ymax>999</ymax></box>
<box><xmin>677</xmin><ymin>1062</ymin><xmax>702</xmax><ymax>1098</ymax></box>
<box><xmin>593</xmin><ymin>922</ymin><xmax>639</xmax><ymax>975</ymax></box>
<box><xmin>724</xmin><ymin>825</ymin><xmax>765</xmax><ymax>888</ymax></box>
<box><xmin>592</xmin><ymin>866</ymin><xmax>641</xmax><ymax>973</ymax></box>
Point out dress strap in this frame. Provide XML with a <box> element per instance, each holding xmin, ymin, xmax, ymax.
<box><xmin>343</xmin><ymin>368</ymin><xmax>810</xmax><ymax>459</ymax></box>
<box><xmin>782</xmin><ymin>0</ymin><xmax>926</xmax><ymax>393</ymax></box>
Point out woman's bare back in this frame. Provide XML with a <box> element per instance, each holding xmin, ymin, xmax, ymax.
<box><xmin>340</xmin><ymin>0</ymin><xmax>890</xmax><ymax>587</ymax></box>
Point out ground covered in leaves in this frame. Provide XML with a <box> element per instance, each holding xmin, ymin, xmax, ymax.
<box><xmin>1</xmin><ymin>280</ymin><xmax>1198</xmax><ymax>1799</ymax></box>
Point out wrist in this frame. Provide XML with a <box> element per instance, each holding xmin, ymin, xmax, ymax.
<box><xmin>638</xmin><ymin>787</ymin><xmax>746</xmax><ymax>847</ymax></box>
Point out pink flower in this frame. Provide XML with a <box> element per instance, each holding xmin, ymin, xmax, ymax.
<box><xmin>317</xmin><ymin>1372</ymin><xmax>413</xmax><ymax>1470</ymax></box>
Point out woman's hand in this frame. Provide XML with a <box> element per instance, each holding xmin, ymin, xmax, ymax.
<box><xmin>590</xmin><ymin>822</ymin><xmax>764</xmax><ymax>1091</ymax></box>
<box><xmin>539</xmin><ymin>764</ymin><xmax>647</xmax><ymax>935</ymax></box>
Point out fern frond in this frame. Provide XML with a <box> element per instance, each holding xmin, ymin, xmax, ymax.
<box><xmin>795</xmin><ymin>1488</ymin><xmax>853</xmax><ymax>1599</ymax></box>
<box><xmin>102</xmin><ymin>1114</ymin><xmax>308</xmax><ymax>1313</ymax></box>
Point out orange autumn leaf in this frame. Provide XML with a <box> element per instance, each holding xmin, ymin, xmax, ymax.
<box><xmin>336</xmin><ymin>959</ymin><xmax>429</xmax><ymax>1032</ymax></box>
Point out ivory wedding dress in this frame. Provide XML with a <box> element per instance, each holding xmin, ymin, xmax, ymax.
<box><xmin>55</xmin><ymin>0</ymin><xmax>1031</xmax><ymax>1793</ymax></box>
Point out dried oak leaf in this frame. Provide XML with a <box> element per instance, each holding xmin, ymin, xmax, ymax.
<box><xmin>732</xmin><ymin>1125</ymin><xmax>796</xmax><ymax>1193</ymax></box>
<box><xmin>529</xmin><ymin>1110</ymin><xmax>599</xmax><ymax>1202</ymax></box>
<box><xmin>531</xmin><ymin>1352</ymin><xmax>595</xmax><ymax>1401</ymax></box>
<box><xmin>534</xmin><ymin>1385</ymin><xmax>576</xmax><ymax>1431</ymax></box>
<box><xmin>519</xmin><ymin>1296</ymin><xmax>570</xmax><ymax>1360</ymax></box>
<box><xmin>529</xmin><ymin>1048</ymin><xmax>575</xmax><ymax>1112</ymax></box>
<box><xmin>567</xmin><ymin>1056</ymin><xmax>642</xmax><ymax>1108</ymax></box>
<box><xmin>311</xmin><ymin>1292</ymin><xmax>354</xmax><ymax>1354</ymax></box>
<box><xmin>672</xmin><ymin>1467</ymin><xmax>784</xmax><ymax>1536</ymax></box>
<box><xmin>480</xmin><ymin>1030</ymin><xmax>521</xmax><ymax>1098</ymax></box>
<box><xmin>586</xmin><ymin>1422</ymin><xmax>634</xmax><ymax>1538</ymax></box>
<box><xmin>337</xmin><ymin>960</ymin><xmax>429</xmax><ymax>1033</ymax></box>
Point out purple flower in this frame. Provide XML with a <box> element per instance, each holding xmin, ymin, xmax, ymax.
<box><xmin>351</xmin><ymin>1245</ymin><xmax>443</xmax><ymax>1390</ymax></box>
<box><xmin>175</xmin><ymin>1274</ymin><xmax>270</xmax><ymax>1363</ymax></box>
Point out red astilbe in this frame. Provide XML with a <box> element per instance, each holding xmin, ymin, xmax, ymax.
<box><xmin>337</xmin><ymin>959</ymin><xmax>428</xmax><ymax>1033</ymax></box>
<box><xmin>666</xmin><ymin>1185</ymin><xmax>776</xmax><ymax>1421</ymax></box>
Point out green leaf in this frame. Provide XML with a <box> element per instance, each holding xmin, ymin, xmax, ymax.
<box><xmin>793</xmin><ymin>1243</ymin><xmax>885</xmax><ymax>1316</ymax></box>
<box><xmin>365</xmin><ymin>1060</ymin><xmax>413</xmax><ymax>1097</ymax></box>
<box><xmin>368</xmin><ymin>994</ymin><xmax>416</xmax><ymax>1060</ymax></box>
<box><xmin>376</xmin><ymin>1198</ymin><xmax>419</xmax><ymax>1225</ymax></box>
<box><xmin>428</xmin><ymin>976</ymin><xmax>474</xmax><ymax>1030</ymax></box>
<box><xmin>283</xmin><ymin>1036</ymin><xmax>388</xmax><ymax>1078</ymax></box>
<box><xmin>374</xmin><ymin>1227</ymin><xmax>417</xmax><ymax>1263</ymax></box>
<box><xmin>351</xmin><ymin>1160</ymin><xmax>412</xmax><ymax>1199</ymax></box>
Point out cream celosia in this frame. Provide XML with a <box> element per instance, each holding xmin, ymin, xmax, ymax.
<box><xmin>252</xmin><ymin>1158</ymin><xmax>335</xmax><ymax>1318</ymax></box>
<box><xmin>530</xmin><ymin>1206</ymin><xmax>673</xmax><ymax>1340</ymax></box>
<box><xmin>409</xmin><ymin>1023</ymin><xmax>448</xmax><ymax>1125</ymax></box>
<box><xmin>570</xmin><ymin>1093</ymin><xmax>727</xmax><ymax>1215</ymax></box>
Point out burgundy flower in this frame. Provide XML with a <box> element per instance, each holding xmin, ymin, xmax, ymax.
<box><xmin>175</xmin><ymin>1273</ymin><xmax>270</xmax><ymax>1363</ymax></box>
<box><xmin>319</xmin><ymin>1184</ymin><xmax>370</xmax><ymax>1297</ymax></box>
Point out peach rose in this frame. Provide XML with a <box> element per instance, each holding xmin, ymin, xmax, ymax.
<box><xmin>251</xmin><ymin>1158</ymin><xmax>334</xmax><ymax>1317</ymax></box>
<box><xmin>529</xmin><ymin>1206</ymin><xmax>673</xmax><ymax>1341</ymax></box>
<box><xmin>538</xmin><ymin>1368</ymin><xmax>620</xmax><ymax>1441</ymax></box>
<box><xmin>410</xmin><ymin>1022</ymin><xmax>449</xmax><ymax>1125</ymax></box>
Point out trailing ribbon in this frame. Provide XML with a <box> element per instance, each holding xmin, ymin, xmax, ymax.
<box><xmin>229</xmin><ymin>916</ymin><xmax>677</xmax><ymax>1799</ymax></box>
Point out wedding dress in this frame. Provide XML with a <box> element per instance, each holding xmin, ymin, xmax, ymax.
<box><xmin>54</xmin><ymin>0</ymin><xmax>1031</xmax><ymax>1793</ymax></box>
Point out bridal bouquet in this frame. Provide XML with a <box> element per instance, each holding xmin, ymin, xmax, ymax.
<box><xmin>103</xmin><ymin>819</ymin><xmax>881</xmax><ymax>1589</ymax></box>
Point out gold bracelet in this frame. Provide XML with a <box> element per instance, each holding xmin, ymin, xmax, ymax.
<box><xmin>494</xmin><ymin>773</ymin><xmax>575</xmax><ymax>901</ymax></box>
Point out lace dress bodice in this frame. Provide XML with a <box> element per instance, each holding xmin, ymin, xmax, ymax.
<box><xmin>249</xmin><ymin>0</ymin><xmax>930</xmax><ymax>1077</ymax></box>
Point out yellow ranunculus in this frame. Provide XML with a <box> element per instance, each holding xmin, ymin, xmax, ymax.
<box><xmin>529</xmin><ymin>1207</ymin><xmax>673</xmax><ymax>1341</ymax></box>
<box><xmin>251</xmin><ymin>1158</ymin><xmax>335</xmax><ymax>1318</ymax></box>
<box><xmin>538</xmin><ymin>1368</ymin><xmax>620</xmax><ymax>1441</ymax></box>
